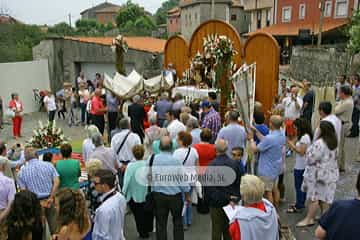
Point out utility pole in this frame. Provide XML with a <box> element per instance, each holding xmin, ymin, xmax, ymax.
<box><xmin>317</xmin><ymin>0</ymin><xmax>325</xmax><ymax>46</ymax></box>
<box><xmin>68</xmin><ymin>13</ymin><xmax>72</xmax><ymax>27</ymax></box>
<box><xmin>211</xmin><ymin>0</ymin><xmax>215</xmax><ymax>19</ymax></box>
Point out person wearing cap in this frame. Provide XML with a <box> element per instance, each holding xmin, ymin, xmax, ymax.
<box><xmin>173</xmin><ymin>93</ymin><xmax>185</xmax><ymax>111</ymax></box>
<box><xmin>201</xmin><ymin>100</ymin><xmax>221</xmax><ymax>143</ymax></box>
<box><xmin>0</xmin><ymin>156</ymin><xmax>16</xmax><ymax>239</ymax></box>
<box><xmin>128</xmin><ymin>95</ymin><xmax>146</xmax><ymax>143</ymax></box>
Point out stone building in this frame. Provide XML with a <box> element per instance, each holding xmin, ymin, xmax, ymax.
<box><xmin>243</xmin><ymin>0</ymin><xmax>274</xmax><ymax>32</ymax></box>
<box><xmin>33</xmin><ymin>37</ymin><xmax>165</xmax><ymax>91</ymax></box>
<box><xmin>80</xmin><ymin>1</ymin><xmax>121</xmax><ymax>25</ymax></box>
<box><xmin>179</xmin><ymin>0</ymin><xmax>250</xmax><ymax>40</ymax></box>
<box><xmin>167</xmin><ymin>7</ymin><xmax>181</xmax><ymax>36</ymax></box>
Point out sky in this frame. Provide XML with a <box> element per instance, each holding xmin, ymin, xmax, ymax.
<box><xmin>2</xmin><ymin>0</ymin><xmax>167</xmax><ymax>25</ymax></box>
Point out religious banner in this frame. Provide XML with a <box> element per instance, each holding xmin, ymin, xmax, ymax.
<box><xmin>232</xmin><ymin>63</ymin><xmax>257</xmax><ymax>128</ymax></box>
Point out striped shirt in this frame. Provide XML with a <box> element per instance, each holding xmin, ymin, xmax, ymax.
<box><xmin>201</xmin><ymin>108</ymin><xmax>221</xmax><ymax>142</ymax></box>
<box><xmin>17</xmin><ymin>159</ymin><xmax>59</xmax><ymax>198</ymax></box>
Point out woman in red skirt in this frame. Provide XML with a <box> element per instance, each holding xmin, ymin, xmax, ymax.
<box><xmin>8</xmin><ymin>93</ymin><xmax>23</xmax><ymax>139</ymax></box>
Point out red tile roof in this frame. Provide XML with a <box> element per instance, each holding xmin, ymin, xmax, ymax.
<box><xmin>64</xmin><ymin>36</ymin><xmax>166</xmax><ymax>53</ymax></box>
<box><xmin>248</xmin><ymin>20</ymin><xmax>349</xmax><ymax>37</ymax></box>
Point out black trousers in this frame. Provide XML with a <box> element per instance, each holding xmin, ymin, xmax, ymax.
<box><xmin>92</xmin><ymin>115</ymin><xmax>105</xmax><ymax>135</ymax></box>
<box><xmin>128</xmin><ymin>199</ymin><xmax>154</xmax><ymax>238</ymax></box>
<box><xmin>108</xmin><ymin>111</ymin><xmax>118</xmax><ymax>141</ymax></box>
<box><xmin>154</xmin><ymin>192</ymin><xmax>184</xmax><ymax>240</ymax></box>
<box><xmin>351</xmin><ymin>108</ymin><xmax>360</xmax><ymax>137</ymax></box>
<box><xmin>48</xmin><ymin>110</ymin><xmax>56</xmax><ymax>122</ymax></box>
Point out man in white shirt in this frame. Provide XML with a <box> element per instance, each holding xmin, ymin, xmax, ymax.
<box><xmin>43</xmin><ymin>91</ymin><xmax>57</xmax><ymax>122</ymax></box>
<box><xmin>77</xmin><ymin>71</ymin><xmax>86</xmax><ymax>86</ymax></box>
<box><xmin>166</xmin><ymin>109</ymin><xmax>186</xmax><ymax>140</ymax></box>
<box><xmin>92</xmin><ymin>169</ymin><xmax>126</xmax><ymax>240</ymax></box>
<box><xmin>111</xmin><ymin>118</ymin><xmax>141</xmax><ymax>186</ymax></box>
<box><xmin>314</xmin><ymin>101</ymin><xmax>342</xmax><ymax>144</ymax></box>
<box><xmin>282</xmin><ymin>86</ymin><xmax>303</xmax><ymax>139</ymax></box>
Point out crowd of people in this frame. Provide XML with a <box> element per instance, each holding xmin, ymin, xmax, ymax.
<box><xmin>0</xmin><ymin>71</ymin><xmax>360</xmax><ymax>240</ymax></box>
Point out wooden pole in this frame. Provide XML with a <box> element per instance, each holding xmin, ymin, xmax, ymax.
<box><xmin>219</xmin><ymin>61</ymin><xmax>230</xmax><ymax>121</ymax></box>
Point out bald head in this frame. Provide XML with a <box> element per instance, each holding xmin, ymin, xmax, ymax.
<box><xmin>215</xmin><ymin>139</ymin><xmax>228</xmax><ymax>155</ymax></box>
<box><xmin>95</xmin><ymin>88</ymin><xmax>102</xmax><ymax>96</ymax></box>
<box><xmin>269</xmin><ymin>115</ymin><xmax>283</xmax><ymax>130</ymax></box>
<box><xmin>159</xmin><ymin>136</ymin><xmax>172</xmax><ymax>152</ymax></box>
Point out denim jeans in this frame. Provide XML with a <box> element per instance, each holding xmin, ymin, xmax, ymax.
<box><xmin>182</xmin><ymin>188</ymin><xmax>192</xmax><ymax>226</ymax></box>
<box><xmin>294</xmin><ymin>169</ymin><xmax>306</xmax><ymax>209</ymax></box>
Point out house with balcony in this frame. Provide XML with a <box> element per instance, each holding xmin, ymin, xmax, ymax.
<box><xmin>168</xmin><ymin>7</ymin><xmax>181</xmax><ymax>36</ymax></box>
<box><xmin>243</xmin><ymin>0</ymin><xmax>275</xmax><ymax>32</ymax></box>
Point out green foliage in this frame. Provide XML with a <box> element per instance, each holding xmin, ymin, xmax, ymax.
<box><xmin>348</xmin><ymin>10</ymin><xmax>360</xmax><ymax>54</ymax></box>
<box><xmin>116</xmin><ymin>1</ymin><xmax>156</xmax><ymax>36</ymax></box>
<box><xmin>48</xmin><ymin>22</ymin><xmax>74</xmax><ymax>36</ymax></box>
<box><xmin>154</xmin><ymin>0</ymin><xmax>179</xmax><ymax>25</ymax></box>
<box><xmin>0</xmin><ymin>24</ymin><xmax>46</xmax><ymax>62</ymax></box>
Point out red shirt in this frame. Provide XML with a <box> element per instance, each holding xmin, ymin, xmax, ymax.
<box><xmin>91</xmin><ymin>96</ymin><xmax>105</xmax><ymax>116</ymax></box>
<box><xmin>193</xmin><ymin>143</ymin><xmax>216</xmax><ymax>174</ymax></box>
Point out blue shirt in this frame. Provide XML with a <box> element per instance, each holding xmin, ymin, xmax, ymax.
<box><xmin>319</xmin><ymin>199</ymin><xmax>360</xmax><ymax>240</ymax></box>
<box><xmin>257</xmin><ymin>130</ymin><xmax>286</xmax><ymax>180</ymax></box>
<box><xmin>17</xmin><ymin>159</ymin><xmax>59</xmax><ymax>198</ymax></box>
<box><xmin>217</xmin><ymin>123</ymin><xmax>247</xmax><ymax>157</ymax></box>
<box><xmin>190</xmin><ymin>128</ymin><xmax>201</xmax><ymax>146</ymax></box>
<box><xmin>155</xmin><ymin>100</ymin><xmax>172</xmax><ymax>120</ymax></box>
<box><xmin>106</xmin><ymin>93</ymin><xmax>119</xmax><ymax>113</ymax></box>
<box><xmin>151</xmin><ymin>152</ymin><xmax>190</xmax><ymax>195</ymax></box>
<box><xmin>254</xmin><ymin>124</ymin><xmax>269</xmax><ymax>144</ymax></box>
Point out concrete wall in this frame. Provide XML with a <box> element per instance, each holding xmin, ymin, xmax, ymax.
<box><xmin>230</xmin><ymin>7</ymin><xmax>250</xmax><ymax>34</ymax></box>
<box><xmin>0</xmin><ymin>59</ymin><xmax>50</xmax><ymax>114</ymax></box>
<box><xmin>247</xmin><ymin>7</ymin><xmax>273</xmax><ymax>32</ymax></box>
<box><xmin>290</xmin><ymin>46</ymin><xmax>356</xmax><ymax>85</ymax></box>
<box><xmin>33</xmin><ymin>38</ymin><xmax>164</xmax><ymax>92</ymax></box>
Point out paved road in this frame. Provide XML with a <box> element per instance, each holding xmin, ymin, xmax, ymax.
<box><xmin>2</xmin><ymin>112</ymin><xmax>359</xmax><ymax>240</ymax></box>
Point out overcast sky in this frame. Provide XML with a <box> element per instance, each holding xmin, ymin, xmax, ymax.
<box><xmin>2</xmin><ymin>0</ymin><xmax>167</xmax><ymax>25</ymax></box>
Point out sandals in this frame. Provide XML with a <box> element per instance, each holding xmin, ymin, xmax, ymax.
<box><xmin>286</xmin><ymin>205</ymin><xmax>303</xmax><ymax>213</ymax></box>
<box><xmin>296</xmin><ymin>220</ymin><xmax>315</xmax><ymax>228</ymax></box>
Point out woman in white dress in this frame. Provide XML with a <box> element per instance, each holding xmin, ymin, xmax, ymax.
<box><xmin>297</xmin><ymin>121</ymin><xmax>339</xmax><ymax>227</ymax></box>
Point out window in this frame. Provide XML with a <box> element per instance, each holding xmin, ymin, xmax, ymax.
<box><xmin>324</xmin><ymin>1</ymin><xmax>332</xmax><ymax>17</ymax></box>
<box><xmin>282</xmin><ymin>6</ymin><xmax>292</xmax><ymax>23</ymax></box>
<box><xmin>170</xmin><ymin>19</ymin><xmax>173</xmax><ymax>24</ymax></box>
<box><xmin>334</xmin><ymin>0</ymin><xmax>348</xmax><ymax>17</ymax></box>
<box><xmin>231</xmin><ymin>14</ymin><xmax>237</xmax><ymax>21</ymax></box>
<box><xmin>256</xmin><ymin>10</ymin><xmax>262</xmax><ymax>29</ymax></box>
<box><xmin>299</xmin><ymin>4</ymin><xmax>306</xmax><ymax>19</ymax></box>
<box><xmin>266</xmin><ymin>9</ymin><xmax>271</xmax><ymax>26</ymax></box>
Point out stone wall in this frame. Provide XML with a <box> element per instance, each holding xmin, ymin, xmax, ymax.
<box><xmin>33</xmin><ymin>38</ymin><xmax>164</xmax><ymax>91</ymax></box>
<box><xmin>289</xmin><ymin>46</ymin><xmax>356</xmax><ymax>85</ymax></box>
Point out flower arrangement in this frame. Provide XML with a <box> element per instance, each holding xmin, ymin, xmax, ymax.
<box><xmin>27</xmin><ymin>121</ymin><xmax>69</xmax><ymax>149</ymax></box>
<box><xmin>111</xmin><ymin>35</ymin><xmax>128</xmax><ymax>53</ymax></box>
<box><xmin>203</xmin><ymin>34</ymin><xmax>238</xmax><ymax>66</ymax></box>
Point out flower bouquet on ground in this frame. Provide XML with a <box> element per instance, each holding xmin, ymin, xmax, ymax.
<box><xmin>27</xmin><ymin>121</ymin><xmax>70</xmax><ymax>149</ymax></box>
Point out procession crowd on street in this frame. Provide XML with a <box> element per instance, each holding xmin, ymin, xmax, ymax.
<box><xmin>0</xmin><ymin>72</ymin><xmax>360</xmax><ymax>240</ymax></box>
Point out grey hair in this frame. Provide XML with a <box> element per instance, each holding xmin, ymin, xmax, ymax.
<box><xmin>133</xmin><ymin>95</ymin><xmax>141</xmax><ymax>103</ymax></box>
<box><xmin>161</xmin><ymin>92</ymin><xmax>169</xmax><ymax>100</ymax></box>
<box><xmin>240</xmin><ymin>175</ymin><xmax>265</xmax><ymax>205</ymax></box>
<box><xmin>0</xmin><ymin>156</ymin><xmax>8</xmax><ymax>166</ymax></box>
<box><xmin>215</xmin><ymin>139</ymin><xmax>228</xmax><ymax>154</ymax></box>
<box><xmin>86</xmin><ymin>125</ymin><xmax>100</xmax><ymax>138</ymax></box>
<box><xmin>91</xmin><ymin>133</ymin><xmax>104</xmax><ymax>147</ymax></box>
<box><xmin>186</xmin><ymin>118</ymin><xmax>199</xmax><ymax>129</ymax></box>
<box><xmin>24</xmin><ymin>147</ymin><xmax>38</xmax><ymax>161</ymax></box>
<box><xmin>119</xmin><ymin>118</ymin><xmax>130</xmax><ymax>130</ymax></box>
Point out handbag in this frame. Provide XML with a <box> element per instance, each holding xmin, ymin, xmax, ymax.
<box><xmin>144</xmin><ymin>154</ymin><xmax>155</xmax><ymax>212</ymax></box>
<box><xmin>5</xmin><ymin>108</ymin><xmax>15</xmax><ymax>118</ymax></box>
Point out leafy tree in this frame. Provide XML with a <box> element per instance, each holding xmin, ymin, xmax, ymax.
<box><xmin>116</xmin><ymin>1</ymin><xmax>156</xmax><ymax>36</ymax></box>
<box><xmin>48</xmin><ymin>22</ymin><xmax>74</xmax><ymax>36</ymax></box>
<box><xmin>154</xmin><ymin>0</ymin><xmax>179</xmax><ymax>25</ymax></box>
<box><xmin>348</xmin><ymin>10</ymin><xmax>360</xmax><ymax>54</ymax></box>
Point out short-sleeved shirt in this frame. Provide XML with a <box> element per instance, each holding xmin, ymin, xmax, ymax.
<box><xmin>18</xmin><ymin>159</ymin><xmax>59</xmax><ymax>198</ymax></box>
<box><xmin>257</xmin><ymin>130</ymin><xmax>286</xmax><ymax>180</ymax></box>
<box><xmin>0</xmin><ymin>172</ymin><xmax>16</xmax><ymax>210</ymax></box>
<box><xmin>282</xmin><ymin>96</ymin><xmax>303</xmax><ymax>120</ymax></box>
<box><xmin>254</xmin><ymin>124</ymin><xmax>269</xmax><ymax>144</ymax></box>
<box><xmin>319</xmin><ymin>199</ymin><xmax>360</xmax><ymax>240</ymax></box>
<box><xmin>91</xmin><ymin>96</ymin><xmax>105</xmax><ymax>116</ymax></box>
<box><xmin>43</xmin><ymin>95</ymin><xmax>57</xmax><ymax>111</ymax></box>
<box><xmin>56</xmin><ymin>159</ymin><xmax>80</xmax><ymax>189</ymax></box>
<box><xmin>294</xmin><ymin>134</ymin><xmax>311</xmax><ymax>170</ymax></box>
<box><xmin>193</xmin><ymin>143</ymin><xmax>216</xmax><ymax>174</ymax></box>
<box><xmin>216</xmin><ymin>123</ymin><xmax>247</xmax><ymax>158</ymax></box>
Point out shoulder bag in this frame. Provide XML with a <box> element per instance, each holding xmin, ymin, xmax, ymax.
<box><xmin>144</xmin><ymin>154</ymin><xmax>155</xmax><ymax>212</ymax></box>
